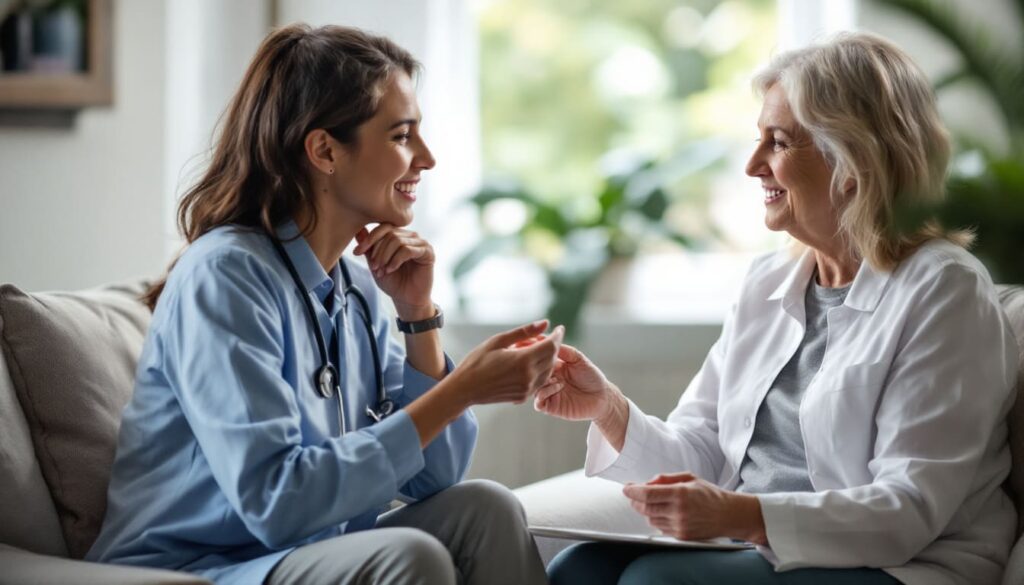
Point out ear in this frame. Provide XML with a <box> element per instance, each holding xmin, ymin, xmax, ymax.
<box><xmin>842</xmin><ymin>176</ymin><xmax>857</xmax><ymax>196</ymax></box>
<box><xmin>303</xmin><ymin>129</ymin><xmax>340</xmax><ymax>176</ymax></box>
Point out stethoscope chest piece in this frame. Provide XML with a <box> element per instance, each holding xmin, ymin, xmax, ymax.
<box><xmin>365</xmin><ymin>398</ymin><xmax>395</xmax><ymax>423</ymax></box>
<box><xmin>316</xmin><ymin>364</ymin><xmax>340</xmax><ymax>399</ymax></box>
<box><xmin>270</xmin><ymin>233</ymin><xmax>391</xmax><ymax>431</ymax></box>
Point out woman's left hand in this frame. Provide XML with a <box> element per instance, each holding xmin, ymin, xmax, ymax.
<box><xmin>353</xmin><ymin>224</ymin><xmax>434</xmax><ymax>315</ymax></box>
<box><xmin>622</xmin><ymin>472</ymin><xmax>768</xmax><ymax>545</ymax></box>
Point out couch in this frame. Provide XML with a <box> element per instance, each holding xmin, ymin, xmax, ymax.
<box><xmin>0</xmin><ymin>280</ymin><xmax>1021</xmax><ymax>584</ymax></box>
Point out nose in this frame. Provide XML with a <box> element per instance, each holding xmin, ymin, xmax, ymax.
<box><xmin>414</xmin><ymin>135</ymin><xmax>436</xmax><ymax>171</ymax></box>
<box><xmin>745</xmin><ymin>142</ymin><xmax>769</xmax><ymax>178</ymax></box>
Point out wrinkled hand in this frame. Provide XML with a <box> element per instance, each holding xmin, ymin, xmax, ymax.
<box><xmin>622</xmin><ymin>473</ymin><xmax>766</xmax><ymax>544</ymax></box>
<box><xmin>353</xmin><ymin>224</ymin><xmax>433</xmax><ymax>314</ymax></box>
<box><xmin>453</xmin><ymin>321</ymin><xmax>565</xmax><ymax>406</ymax></box>
<box><xmin>533</xmin><ymin>344</ymin><xmax>615</xmax><ymax>421</ymax></box>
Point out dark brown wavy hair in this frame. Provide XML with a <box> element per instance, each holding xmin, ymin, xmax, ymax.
<box><xmin>142</xmin><ymin>24</ymin><xmax>419</xmax><ymax>311</ymax></box>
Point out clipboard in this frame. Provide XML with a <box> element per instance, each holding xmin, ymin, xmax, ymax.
<box><xmin>529</xmin><ymin>526</ymin><xmax>753</xmax><ymax>551</ymax></box>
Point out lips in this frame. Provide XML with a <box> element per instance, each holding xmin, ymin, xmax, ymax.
<box><xmin>763</xmin><ymin>188</ymin><xmax>786</xmax><ymax>204</ymax></box>
<box><xmin>395</xmin><ymin>181</ymin><xmax>418</xmax><ymax>201</ymax></box>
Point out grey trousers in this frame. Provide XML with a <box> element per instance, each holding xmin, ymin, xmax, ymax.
<box><xmin>265</xmin><ymin>479</ymin><xmax>548</xmax><ymax>585</ymax></box>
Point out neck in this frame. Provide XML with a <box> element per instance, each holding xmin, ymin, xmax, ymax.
<box><xmin>812</xmin><ymin>244</ymin><xmax>860</xmax><ymax>288</ymax></box>
<box><xmin>293</xmin><ymin>202</ymin><xmax>364</xmax><ymax>273</ymax></box>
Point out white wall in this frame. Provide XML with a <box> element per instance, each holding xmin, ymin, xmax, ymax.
<box><xmin>0</xmin><ymin>0</ymin><xmax>167</xmax><ymax>292</ymax></box>
<box><xmin>0</xmin><ymin>0</ymin><xmax>270</xmax><ymax>292</ymax></box>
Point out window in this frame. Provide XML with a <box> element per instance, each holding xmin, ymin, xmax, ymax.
<box><xmin>458</xmin><ymin>0</ymin><xmax>784</xmax><ymax>323</ymax></box>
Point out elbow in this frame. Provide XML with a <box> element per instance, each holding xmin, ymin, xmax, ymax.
<box><xmin>235</xmin><ymin>492</ymin><xmax>305</xmax><ymax>550</ymax></box>
<box><xmin>245</xmin><ymin>521</ymin><xmax>295</xmax><ymax>551</ymax></box>
<box><xmin>862</xmin><ymin>531</ymin><xmax>927</xmax><ymax>567</ymax></box>
<box><xmin>853</xmin><ymin>497</ymin><xmax>941</xmax><ymax>568</ymax></box>
<box><xmin>231</xmin><ymin>459</ymin><xmax>311</xmax><ymax>549</ymax></box>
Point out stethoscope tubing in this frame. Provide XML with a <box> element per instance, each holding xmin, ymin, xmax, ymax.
<box><xmin>268</xmin><ymin>234</ymin><xmax>392</xmax><ymax>434</ymax></box>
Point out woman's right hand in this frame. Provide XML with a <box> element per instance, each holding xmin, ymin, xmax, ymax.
<box><xmin>453</xmin><ymin>321</ymin><xmax>566</xmax><ymax>406</ymax></box>
<box><xmin>533</xmin><ymin>344</ymin><xmax>616</xmax><ymax>421</ymax></box>
<box><xmin>406</xmin><ymin>321</ymin><xmax>563</xmax><ymax>448</ymax></box>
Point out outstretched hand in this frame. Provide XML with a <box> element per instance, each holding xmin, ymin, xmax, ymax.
<box><xmin>532</xmin><ymin>344</ymin><xmax>615</xmax><ymax>421</ymax></box>
<box><xmin>453</xmin><ymin>321</ymin><xmax>566</xmax><ymax>406</ymax></box>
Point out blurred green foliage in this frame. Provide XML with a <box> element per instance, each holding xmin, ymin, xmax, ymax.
<box><xmin>878</xmin><ymin>0</ymin><xmax>1024</xmax><ymax>283</ymax></box>
<box><xmin>455</xmin><ymin>142</ymin><xmax>728</xmax><ymax>333</ymax></box>
<box><xmin>458</xmin><ymin>0</ymin><xmax>777</xmax><ymax>332</ymax></box>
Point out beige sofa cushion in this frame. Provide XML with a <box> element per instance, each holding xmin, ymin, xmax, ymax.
<box><xmin>0</xmin><ymin>543</ymin><xmax>212</xmax><ymax>585</ymax></box>
<box><xmin>0</xmin><ymin>282</ymin><xmax>151</xmax><ymax>559</ymax></box>
<box><xmin>0</xmin><ymin>350</ymin><xmax>68</xmax><ymax>557</ymax></box>
<box><xmin>999</xmin><ymin>285</ymin><xmax>1024</xmax><ymax>537</ymax></box>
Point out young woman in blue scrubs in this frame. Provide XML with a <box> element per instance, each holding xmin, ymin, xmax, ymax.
<box><xmin>86</xmin><ymin>24</ymin><xmax>560</xmax><ymax>585</ymax></box>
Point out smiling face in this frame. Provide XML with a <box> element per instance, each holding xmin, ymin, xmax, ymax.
<box><xmin>745</xmin><ymin>84</ymin><xmax>840</xmax><ymax>248</ymax></box>
<box><xmin>328</xmin><ymin>70</ymin><xmax>435</xmax><ymax>228</ymax></box>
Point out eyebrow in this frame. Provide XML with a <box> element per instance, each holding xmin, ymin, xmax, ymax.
<box><xmin>764</xmin><ymin>125</ymin><xmax>796</xmax><ymax>137</ymax></box>
<box><xmin>388</xmin><ymin>118</ymin><xmax>419</xmax><ymax>130</ymax></box>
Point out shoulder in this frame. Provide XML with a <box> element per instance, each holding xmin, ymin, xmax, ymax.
<box><xmin>890</xmin><ymin>239</ymin><xmax>996</xmax><ymax>299</ymax></box>
<box><xmin>881</xmin><ymin>241</ymin><xmax>1010</xmax><ymax>348</ymax></box>
<box><xmin>161</xmin><ymin>226</ymin><xmax>284</xmax><ymax>309</ymax></box>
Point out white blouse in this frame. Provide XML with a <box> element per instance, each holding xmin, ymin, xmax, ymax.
<box><xmin>585</xmin><ymin>240</ymin><xmax>1019</xmax><ymax>585</ymax></box>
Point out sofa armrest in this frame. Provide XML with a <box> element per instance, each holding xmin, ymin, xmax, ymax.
<box><xmin>0</xmin><ymin>544</ymin><xmax>211</xmax><ymax>585</ymax></box>
<box><xmin>514</xmin><ymin>469</ymin><xmax>654</xmax><ymax>565</ymax></box>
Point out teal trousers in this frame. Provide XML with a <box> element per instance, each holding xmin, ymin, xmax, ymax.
<box><xmin>547</xmin><ymin>542</ymin><xmax>902</xmax><ymax>585</ymax></box>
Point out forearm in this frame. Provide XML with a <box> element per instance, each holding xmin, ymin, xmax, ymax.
<box><xmin>402</xmin><ymin>408</ymin><xmax>478</xmax><ymax>498</ymax></box>
<box><xmin>404</xmin><ymin>371</ymin><xmax>472</xmax><ymax>448</ymax></box>
<box><xmin>594</xmin><ymin>384</ymin><xmax>630</xmax><ymax>451</ymax></box>
<box><xmin>394</xmin><ymin>301</ymin><xmax>446</xmax><ymax>379</ymax></box>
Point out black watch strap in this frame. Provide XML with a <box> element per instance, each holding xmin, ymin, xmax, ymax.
<box><xmin>396</xmin><ymin>304</ymin><xmax>444</xmax><ymax>334</ymax></box>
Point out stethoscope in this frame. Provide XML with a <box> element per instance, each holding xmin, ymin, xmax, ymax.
<box><xmin>269</xmin><ymin>235</ymin><xmax>395</xmax><ymax>434</ymax></box>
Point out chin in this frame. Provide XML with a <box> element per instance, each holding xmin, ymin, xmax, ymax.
<box><xmin>764</xmin><ymin>210</ymin><xmax>791</xmax><ymax>233</ymax></box>
<box><xmin>386</xmin><ymin>208</ymin><xmax>414</xmax><ymax>227</ymax></box>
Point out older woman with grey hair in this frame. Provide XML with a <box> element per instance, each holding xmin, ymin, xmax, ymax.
<box><xmin>537</xmin><ymin>32</ymin><xmax>1018</xmax><ymax>585</ymax></box>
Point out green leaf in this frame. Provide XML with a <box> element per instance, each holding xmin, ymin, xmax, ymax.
<box><xmin>636</xmin><ymin>187</ymin><xmax>670</xmax><ymax>221</ymax></box>
<box><xmin>469</xmin><ymin>185</ymin><xmax>542</xmax><ymax>209</ymax></box>
<box><xmin>537</xmin><ymin>203</ymin><xmax>577</xmax><ymax>236</ymax></box>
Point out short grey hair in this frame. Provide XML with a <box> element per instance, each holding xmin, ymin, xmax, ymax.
<box><xmin>753</xmin><ymin>32</ymin><xmax>970</xmax><ymax>269</ymax></box>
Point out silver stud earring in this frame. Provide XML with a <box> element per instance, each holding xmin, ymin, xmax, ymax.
<box><xmin>328</xmin><ymin>168</ymin><xmax>335</xmax><ymax>175</ymax></box>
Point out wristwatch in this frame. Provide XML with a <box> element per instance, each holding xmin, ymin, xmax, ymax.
<box><xmin>396</xmin><ymin>303</ymin><xmax>444</xmax><ymax>334</ymax></box>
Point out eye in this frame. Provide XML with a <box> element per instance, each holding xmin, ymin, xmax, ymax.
<box><xmin>393</xmin><ymin>132</ymin><xmax>411</xmax><ymax>144</ymax></box>
<box><xmin>770</xmin><ymin>138</ymin><xmax>788</xmax><ymax>152</ymax></box>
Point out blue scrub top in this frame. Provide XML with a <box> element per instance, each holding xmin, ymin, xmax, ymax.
<box><xmin>86</xmin><ymin>222</ymin><xmax>478</xmax><ymax>584</ymax></box>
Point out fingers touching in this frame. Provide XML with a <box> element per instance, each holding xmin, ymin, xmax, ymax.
<box><xmin>487</xmin><ymin>320</ymin><xmax>549</xmax><ymax>349</ymax></box>
<box><xmin>353</xmin><ymin>224</ymin><xmax>435</xmax><ymax>276</ymax></box>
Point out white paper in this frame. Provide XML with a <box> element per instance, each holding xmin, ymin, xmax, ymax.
<box><xmin>529</xmin><ymin>526</ymin><xmax>753</xmax><ymax>550</ymax></box>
